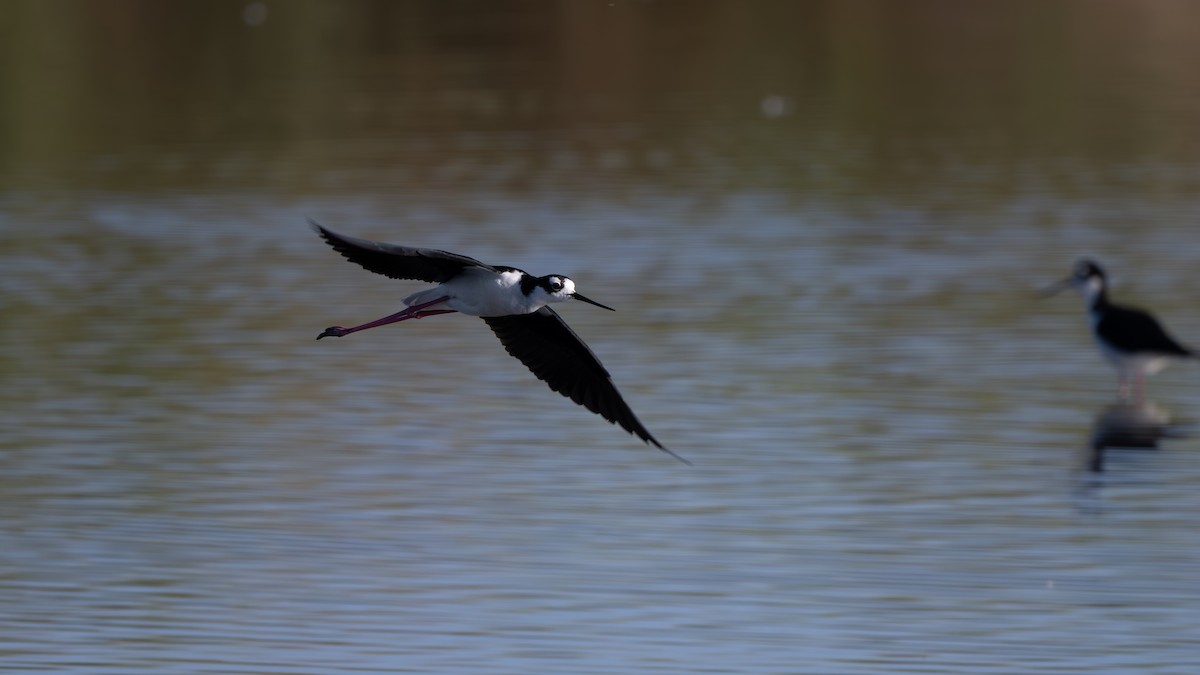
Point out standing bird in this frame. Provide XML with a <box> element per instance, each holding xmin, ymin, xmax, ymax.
<box><xmin>311</xmin><ymin>222</ymin><xmax>687</xmax><ymax>464</ymax></box>
<box><xmin>1045</xmin><ymin>259</ymin><xmax>1194</xmax><ymax>401</ymax></box>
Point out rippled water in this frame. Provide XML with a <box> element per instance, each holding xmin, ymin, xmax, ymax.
<box><xmin>3</xmin><ymin>2</ymin><xmax>1200</xmax><ymax>673</ymax></box>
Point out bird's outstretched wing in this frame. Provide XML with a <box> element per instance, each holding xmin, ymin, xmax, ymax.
<box><xmin>312</xmin><ymin>221</ymin><xmax>496</xmax><ymax>283</ymax></box>
<box><xmin>483</xmin><ymin>309</ymin><xmax>688</xmax><ymax>464</ymax></box>
<box><xmin>1100</xmin><ymin>306</ymin><xmax>1195</xmax><ymax>357</ymax></box>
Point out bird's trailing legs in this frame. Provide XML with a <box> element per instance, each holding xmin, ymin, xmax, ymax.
<box><xmin>317</xmin><ymin>296</ymin><xmax>455</xmax><ymax>339</ymax></box>
<box><xmin>1118</xmin><ymin>369</ymin><xmax>1147</xmax><ymax>404</ymax></box>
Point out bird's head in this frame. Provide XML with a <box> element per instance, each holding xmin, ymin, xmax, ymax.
<box><xmin>1042</xmin><ymin>259</ymin><xmax>1107</xmax><ymax>303</ymax></box>
<box><xmin>534</xmin><ymin>275</ymin><xmax>616</xmax><ymax>311</ymax></box>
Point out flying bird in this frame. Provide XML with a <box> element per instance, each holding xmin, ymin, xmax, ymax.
<box><xmin>312</xmin><ymin>222</ymin><xmax>687</xmax><ymax>464</ymax></box>
<box><xmin>1044</xmin><ymin>259</ymin><xmax>1194</xmax><ymax>401</ymax></box>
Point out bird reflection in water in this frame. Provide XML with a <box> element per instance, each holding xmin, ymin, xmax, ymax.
<box><xmin>1086</xmin><ymin>400</ymin><xmax>1190</xmax><ymax>472</ymax></box>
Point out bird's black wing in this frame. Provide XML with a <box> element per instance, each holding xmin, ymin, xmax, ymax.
<box><xmin>483</xmin><ymin>309</ymin><xmax>688</xmax><ymax>463</ymax></box>
<box><xmin>312</xmin><ymin>221</ymin><xmax>496</xmax><ymax>283</ymax></box>
<box><xmin>1099</xmin><ymin>305</ymin><xmax>1195</xmax><ymax>356</ymax></box>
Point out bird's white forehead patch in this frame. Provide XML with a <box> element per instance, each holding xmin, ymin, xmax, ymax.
<box><xmin>558</xmin><ymin>277</ymin><xmax>576</xmax><ymax>294</ymax></box>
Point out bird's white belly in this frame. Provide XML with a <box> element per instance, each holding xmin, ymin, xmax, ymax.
<box><xmin>403</xmin><ymin>269</ymin><xmax>539</xmax><ymax>317</ymax></box>
<box><xmin>1096</xmin><ymin>340</ymin><xmax>1170</xmax><ymax>375</ymax></box>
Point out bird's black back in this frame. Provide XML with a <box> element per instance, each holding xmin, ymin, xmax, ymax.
<box><xmin>1096</xmin><ymin>303</ymin><xmax>1194</xmax><ymax>357</ymax></box>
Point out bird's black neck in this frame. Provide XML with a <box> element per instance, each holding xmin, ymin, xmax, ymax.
<box><xmin>510</xmin><ymin>269</ymin><xmax>538</xmax><ymax>296</ymax></box>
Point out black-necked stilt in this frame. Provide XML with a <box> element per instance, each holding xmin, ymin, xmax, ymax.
<box><xmin>1045</xmin><ymin>259</ymin><xmax>1194</xmax><ymax>401</ymax></box>
<box><xmin>312</xmin><ymin>222</ymin><xmax>687</xmax><ymax>464</ymax></box>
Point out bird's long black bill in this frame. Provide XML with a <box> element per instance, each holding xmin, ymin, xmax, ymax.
<box><xmin>1038</xmin><ymin>277</ymin><xmax>1073</xmax><ymax>299</ymax></box>
<box><xmin>572</xmin><ymin>293</ymin><xmax>616</xmax><ymax>311</ymax></box>
<box><xmin>661</xmin><ymin>446</ymin><xmax>693</xmax><ymax>465</ymax></box>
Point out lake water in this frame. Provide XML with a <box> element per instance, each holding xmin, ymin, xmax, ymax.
<box><xmin>2</xmin><ymin>2</ymin><xmax>1200</xmax><ymax>673</ymax></box>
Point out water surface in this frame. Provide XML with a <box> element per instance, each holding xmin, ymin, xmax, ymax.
<box><xmin>2</xmin><ymin>2</ymin><xmax>1200</xmax><ymax>673</ymax></box>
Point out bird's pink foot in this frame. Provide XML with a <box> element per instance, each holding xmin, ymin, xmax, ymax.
<box><xmin>317</xmin><ymin>326</ymin><xmax>349</xmax><ymax>339</ymax></box>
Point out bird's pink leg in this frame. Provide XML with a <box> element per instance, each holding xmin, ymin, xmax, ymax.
<box><xmin>317</xmin><ymin>296</ymin><xmax>455</xmax><ymax>339</ymax></box>
<box><xmin>1117</xmin><ymin>368</ymin><xmax>1144</xmax><ymax>403</ymax></box>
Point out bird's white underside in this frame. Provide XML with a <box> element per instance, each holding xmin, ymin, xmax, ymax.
<box><xmin>402</xmin><ymin>268</ymin><xmax>573</xmax><ymax>317</ymax></box>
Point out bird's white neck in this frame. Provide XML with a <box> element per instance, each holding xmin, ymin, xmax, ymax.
<box><xmin>1078</xmin><ymin>275</ymin><xmax>1107</xmax><ymax>311</ymax></box>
